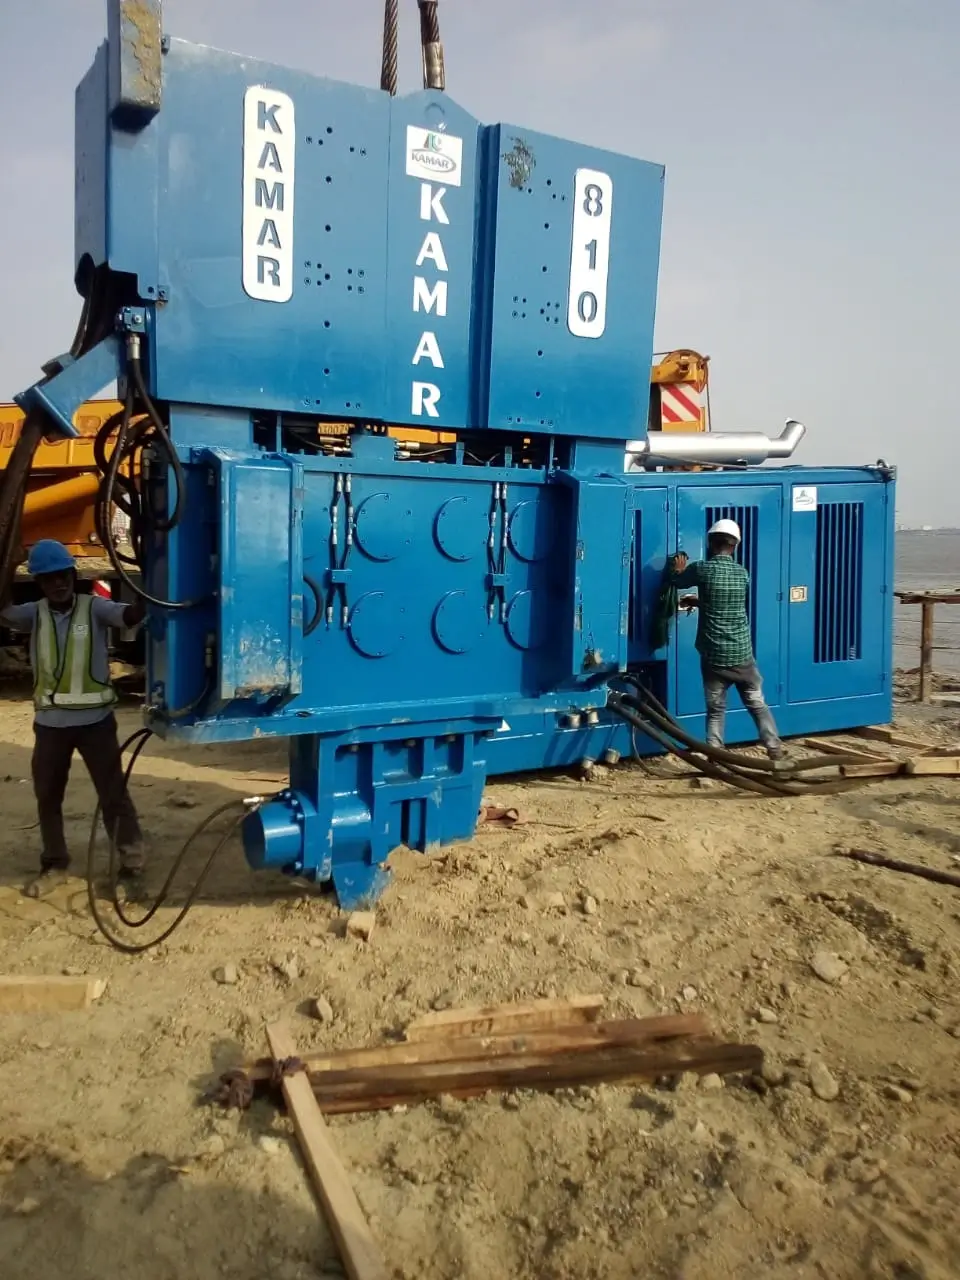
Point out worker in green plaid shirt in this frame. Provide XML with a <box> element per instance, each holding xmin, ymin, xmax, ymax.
<box><xmin>668</xmin><ymin>519</ymin><xmax>784</xmax><ymax>760</ymax></box>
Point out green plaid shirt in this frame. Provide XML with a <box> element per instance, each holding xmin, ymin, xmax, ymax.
<box><xmin>669</xmin><ymin>554</ymin><xmax>754</xmax><ymax>668</ymax></box>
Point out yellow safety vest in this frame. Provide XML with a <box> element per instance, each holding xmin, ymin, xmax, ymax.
<box><xmin>33</xmin><ymin>595</ymin><xmax>117</xmax><ymax>712</ymax></box>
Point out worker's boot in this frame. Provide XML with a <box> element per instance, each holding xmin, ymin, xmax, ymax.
<box><xmin>24</xmin><ymin>864</ymin><xmax>71</xmax><ymax>899</ymax></box>
<box><xmin>117</xmin><ymin>837</ymin><xmax>147</xmax><ymax>880</ymax></box>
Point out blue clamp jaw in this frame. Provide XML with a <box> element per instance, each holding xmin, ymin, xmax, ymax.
<box><xmin>14</xmin><ymin>306</ymin><xmax>146</xmax><ymax>440</ymax></box>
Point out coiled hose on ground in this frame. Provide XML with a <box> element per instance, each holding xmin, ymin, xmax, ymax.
<box><xmin>86</xmin><ymin>726</ymin><xmax>264</xmax><ymax>954</ymax></box>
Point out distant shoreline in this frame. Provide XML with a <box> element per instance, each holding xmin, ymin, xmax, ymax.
<box><xmin>896</xmin><ymin>528</ymin><xmax>959</xmax><ymax>535</ymax></box>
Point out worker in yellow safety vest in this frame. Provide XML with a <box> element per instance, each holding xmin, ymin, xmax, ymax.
<box><xmin>0</xmin><ymin>540</ymin><xmax>147</xmax><ymax>897</ymax></box>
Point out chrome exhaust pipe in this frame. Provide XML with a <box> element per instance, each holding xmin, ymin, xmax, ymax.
<box><xmin>626</xmin><ymin>419</ymin><xmax>807</xmax><ymax>469</ymax></box>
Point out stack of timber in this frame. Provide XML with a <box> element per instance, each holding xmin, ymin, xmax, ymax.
<box><xmin>798</xmin><ymin>726</ymin><xmax>960</xmax><ymax>780</ymax></box>
<box><xmin>220</xmin><ymin>995</ymin><xmax>762</xmax><ymax>1116</ymax></box>
<box><xmin>238</xmin><ymin>1000</ymin><xmax>763</xmax><ymax>1279</ymax></box>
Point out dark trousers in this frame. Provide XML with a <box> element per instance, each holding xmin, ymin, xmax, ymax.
<box><xmin>31</xmin><ymin>713</ymin><xmax>143</xmax><ymax>871</ymax></box>
<box><xmin>701</xmin><ymin>660</ymin><xmax>782</xmax><ymax>752</ymax></box>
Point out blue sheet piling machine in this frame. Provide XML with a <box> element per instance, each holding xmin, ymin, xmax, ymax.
<box><xmin>7</xmin><ymin>0</ymin><xmax>895</xmax><ymax>909</ymax></box>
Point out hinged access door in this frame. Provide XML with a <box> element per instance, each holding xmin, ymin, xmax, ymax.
<box><xmin>787</xmin><ymin>481</ymin><xmax>890</xmax><ymax>703</ymax></box>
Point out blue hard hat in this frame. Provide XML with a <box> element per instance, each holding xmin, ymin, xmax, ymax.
<box><xmin>27</xmin><ymin>540</ymin><xmax>76</xmax><ymax>577</ymax></box>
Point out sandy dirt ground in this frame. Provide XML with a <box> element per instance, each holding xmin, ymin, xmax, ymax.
<box><xmin>0</xmin><ymin>668</ymin><xmax>958</xmax><ymax>1280</ymax></box>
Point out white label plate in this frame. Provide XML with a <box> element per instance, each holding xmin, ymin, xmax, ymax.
<box><xmin>792</xmin><ymin>485</ymin><xmax>818</xmax><ymax>512</ymax></box>
<box><xmin>406</xmin><ymin>126</ymin><xmax>463</xmax><ymax>188</ymax></box>
<box><xmin>242</xmin><ymin>86</ymin><xmax>296</xmax><ymax>303</ymax></box>
<box><xmin>567</xmin><ymin>168</ymin><xmax>613</xmax><ymax>339</ymax></box>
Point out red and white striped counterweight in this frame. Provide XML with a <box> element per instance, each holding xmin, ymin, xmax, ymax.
<box><xmin>659</xmin><ymin>382</ymin><xmax>705</xmax><ymax>430</ymax></box>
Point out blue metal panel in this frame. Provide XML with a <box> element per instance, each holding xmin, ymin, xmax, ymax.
<box><xmin>211</xmin><ymin>450</ymin><xmax>304</xmax><ymax>702</ymax></box>
<box><xmin>481</xmin><ymin>126</ymin><xmax>664</xmax><ymax>439</ymax></box>
<box><xmin>145</xmin><ymin>430</ymin><xmax>631</xmax><ymax>742</ymax></box>
<box><xmin>627</xmin><ymin>486</ymin><xmax>669</xmax><ymax>664</ymax></box>
<box><xmin>786</xmin><ymin>480</ymin><xmax>889</xmax><ymax>703</ymax></box>
<box><xmin>381</xmin><ymin>93</ymin><xmax>482</xmax><ymax>428</ymax></box>
<box><xmin>153</xmin><ymin>43</ymin><xmax>393</xmax><ymax>416</ymax></box>
<box><xmin>75</xmin><ymin>41</ymin><xmax>160</xmax><ymax>299</ymax></box>
<box><xmin>673</xmin><ymin>483</ymin><xmax>783</xmax><ymax>717</ymax></box>
<box><xmin>564</xmin><ymin>477</ymin><xmax>633</xmax><ymax>674</ymax></box>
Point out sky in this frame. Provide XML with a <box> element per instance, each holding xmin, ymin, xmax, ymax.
<box><xmin>0</xmin><ymin>0</ymin><xmax>957</xmax><ymax>526</ymax></box>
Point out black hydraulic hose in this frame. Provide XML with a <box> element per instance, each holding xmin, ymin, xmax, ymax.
<box><xmin>99</xmin><ymin>726</ymin><xmax>153</xmax><ymax>926</ymax></box>
<box><xmin>611</xmin><ymin>693</ymin><xmax>822</xmax><ymax>798</ymax></box>
<box><xmin>618</xmin><ymin>696</ymin><xmax>794</xmax><ymax>793</ymax></box>
<box><xmin>623</xmin><ymin>683</ymin><xmax>871</xmax><ymax>794</ymax></box>
<box><xmin>86</xmin><ymin>726</ymin><xmax>263</xmax><ymax>953</ymax></box>
<box><xmin>92</xmin><ymin>407</ymin><xmax>141</xmax><ymax>557</ymax></box>
<box><xmin>128</xmin><ymin>356</ymin><xmax>187</xmax><ymax>533</ymax></box>
<box><xmin>611</xmin><ymin>693</ymin><xmax>864</xmax><ymax>798</ymax></box>
<box><xmin>608</xmin><ymin>697</ymin><xmax>788</xmax><ymax>797</ymax></box>
<box><xmin>94</xmin><ymin>368</ymin><xmax>203</xmax><ymax>611</ymax></box>
<box><xmin>623</xmin><ymin>676</ymin><xmax>796</xmax><ymax>774</ymax></box>
<box><xmin>303</xmin><ymin>573</ymin><xmax>323</xmax><ymax>636</ymax></box>
<box><xmin>88</xmin><ymin>804</ymin><xmax>252</xmax><ymax>955</ymax></box>
<box><xmin>615</xmin><ymin>686</ymin><xmax>792</xmax><ymax>783</ymax></box>
<box><xmin>608</xmin><ymin>695</ymin><xmax>784</xmax><ymax>794</ymax></box>
<box><xmin>620</xmin><ymin>682</ymin><xmax>858</xmax><ymax>776</ymax></box>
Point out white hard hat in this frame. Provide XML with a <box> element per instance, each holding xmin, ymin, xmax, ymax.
<box><xmin>708</xmin><ymin>518</ymin><xmax>741</xmax><ymax>542</ymax></box>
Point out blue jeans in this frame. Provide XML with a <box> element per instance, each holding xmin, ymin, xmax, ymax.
<box><xmin>701</xmin><ymin>661</ymin><xmax>782</xmax><ymax>755</ymax></box>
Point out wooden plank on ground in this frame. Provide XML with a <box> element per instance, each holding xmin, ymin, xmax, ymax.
<box><xmin>840</xmin><ymin>761</ymin><xmax>904</xmax><ymax>779</ymax></box>
<box><xmin>837</xmin><ymin>848</ymin><xmax>960</xmax><ymax>889</ymax></box>
<box><xmin>0</xmin><ymin>975</ymin><xmax>106</xmax><ymax>1014</ymax></box>
<box><xmin>801</xmin><ymin>737</ymin><xmax>891</xmax><ymax>763</ymax></box>
<box><xmin>856</xmin><ymin>727</ymin><xmax>936</xmax><ymax>752</ymax></box>
<box><xmin>404</xmin><ymin>994</ymin><xmax>604</xmax><ymax>1042</ymax></box>
<box><xmin>265</xmin><ymin>1023</ymin><xmax>389</xmax><ymax>1280</ymax></box>
<box><xmin>904</xmin><ymin>756</ymin><xmax>960</xmax><ymax>777</ymax></box>
<box><xmin>308</xmin><ymin>1038</ymin><xmax>763</xmax><ymax>1115</ymax></box>
<box><xmin>241</xmin><ymin>1013</ymin><xmax>709</xmax><ymax>1084</ymax></box>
